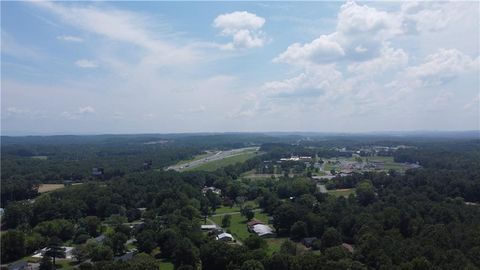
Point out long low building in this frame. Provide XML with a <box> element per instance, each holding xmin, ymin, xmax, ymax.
<box><xmin>216</xmin><ymin>232</ymin><xmax>234</xmax><ymax>242</ymax></box>
<box><xmin>251</xmin><ymin>224</ymin><xmax>275</xmax><ymax>237</ymax></box>
<box><xmin>201</xmin><ymin>224</ymin><xmax>218</xmax><ymax>231</ymax></box>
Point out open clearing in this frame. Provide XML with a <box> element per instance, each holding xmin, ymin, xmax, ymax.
<box><xmin>265</xmin><ymin>238</ymin><xmax>308</xmax><ymax>255</ymax></box>
<box><xmin>38</xmin><ymin>183</ymin><xmax>82</xmax><ymax>193</ymax></box>
<box><xmin>213</xmin><ymin>201</ymin><xmax>259</xmax><ymax>214</ymax></box>
<box><xmin>211</xmin><ymin>210</ymin><xmax>270</xmax><ymax>241</ymax></box>
<box><xmin>38</xmin><ymin>184</ymin><xmax>65</xmax><ymax>193</ymax></box>
<box><xmin>31</xmin><ymin>155</ymin><xmax>48</xmax><ymax>160</ymax></box>
<box><xmin>328</xmin><ymin>188</ymin><xmax>356</xmax><ymax>197</ymax></box>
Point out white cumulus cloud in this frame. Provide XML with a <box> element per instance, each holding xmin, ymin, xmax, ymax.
<box><xmin>274</xmin><ymin>35</ymin><xmax>345</xmax><ymax>66</ymax></box>
<box><xmin>75</xmin><ymin>59</ymin><xmax>98</xmax><ymax>68</ymax></box>
<box><xmin>57</xmin><ymin>35</ymin><xmax>83</xmax><ymax>42</ymax></box>
<box><xmin>213</xmin><ymin>11</ymin><xmax>267</xmax><ymax>50</ymax></box>
<box><xmin>78</xmin><ymin>106</ymin><xmax>95</xmax><ymax>114</ymax></box>
<box><xmin>406</xmin><ymin>49</ymin><xmax>477</xmax><ymax>86</ymax></box>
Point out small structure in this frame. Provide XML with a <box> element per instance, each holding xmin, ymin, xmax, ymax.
<box><xmin>63</xmin><ymin>180</ymin><xmax>73</xmax><ymax>186</ymax></box>
<box><xmin>202</xmin><ymin>186</ymin><xmax>222</xmax><ymax>196</ymax></box>
<box><xmin>215</xmin><ymin>232</ymin><xmax>234</xmax><ymax>242</ymax></box>
<box><xmin>342</xmin><ymin>243</ymin><xmax>354</xmax><ymax>253</ymax></box>
<box><xmin>201</xmin><ymin>224</ymin><xmax>217</xmax><ymax>231</ymax></box>
<box><xmin>251</xmin><ymin>224</ymin><xmax>275</xmax><ymax>237</ymax></box>
<box><xmin>114</xmin><ymin>252</ymin><xmax>135</xmax><ymax>262</ymax></box>
<box><xmin>92</xmin><ymin>168</ymin><xmax>104</xmax><ymax>177</ymax></box>
<box><xmin>301</xmin><ymin>237</ymin><xmax>318</xmax><ymax>248</ymax></box>
<box><xmin>94</xmin><ymin>234</ymin><xmax>106</xmax><ymax>244</ymax></box>
<box><xmin>8</xmin><ymin>261</ymin><xmax>28</xmax><ymax>270</ymax></box>
<box><xmin>143</xmin><ymin>160</ymin><xmax>152</xmax><ymax>170</ymax></box>
<box><xmin>208</xmin><ymin>228</ymin><xmax>225</xmax><ymax>236</ymax></box>
<box><xmin>246</xmin><ymin>219</ymin><xmax>264</xmax><ymax>231</ymax></box>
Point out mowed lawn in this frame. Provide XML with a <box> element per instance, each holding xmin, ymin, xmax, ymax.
<box><xmin>38</xmin><ymin>184</ymin><xmax>66</xmax><ymax>193</ymax></box>
<box><xmin>187</xmin><ymin>150</ymin><xmax>260</xmax><ymax>172</ymax></box>
<box><xmin>265</xmin><ymin>238</ymin><xmax>308</xmax><ymax>255</ymax></box>
<box><xmin>211</xmin><ymin>211</ymin><xmax>271</xmax><ymax>241</ymax></box>
<box><xmin>159</xmin><ymin>259</ymin><xmax>174</xmax><ymax>270</ymax></box>
<box><xmin>38</xmin><ymin>183</ymin><xmax>83</xmax><ymax>193</ymax></box>
<box><xmin>328</xmin><ymin>188</ymin><xmax>356</xmax><ymax>197</ymax></box>
<box><xmin>213</xmin><ymin>201</ymin><xmax>259</xmax><ymax>214</ymax></box>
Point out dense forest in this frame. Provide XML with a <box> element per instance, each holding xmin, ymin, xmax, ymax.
<box><xmin>1</xmin><ymin>133</ymin><xmax>479</xmax><ymax>270</ymax></box>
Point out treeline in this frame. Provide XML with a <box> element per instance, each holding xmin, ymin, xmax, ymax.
<box><xmin>1</xmin><ymin>135</ymin><xmax>479</xmax><ymax>269</ymax></box>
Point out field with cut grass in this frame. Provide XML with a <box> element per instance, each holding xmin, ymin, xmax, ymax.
<box><xmin>211</xmin><ymin>211</ymin><xmax>271</xmax><ymax>241</ymax></box>
<box><xmin>38</xmin><ymin>183</ymin><xmax>83</xmax><ymax>193</ymax></box>
<box><xmin>176</xmin><ymin>152</ymin><xmax>212</xmax><ymax>166</ymax></box>
<box><xmin>328</xmin><ymin>188</ymin><xmax>356</xmax><ymax>198</ymax></box>
<box><xmin>187</xmin><ymin>150</ymin><xmax>260</xmax><ymax>172</ymax></box>
<box><xmin>31</xmin><ymin>155</ymin><xmax>48</xmax><ymax>160</ymax></box>
<box><xmin>159</xmin><ymin>259</ymin><xmax>174</xmax><ymax>270</ymax></box>
<box><xmin>264</xmin><ymin>238</ymin><xmax>308</xmax><ymax>255</ymax></box>
<box><xmin>38</xmin><ymin>184</ymin><xmax>65</xmax><ymax>193</ymax></box>
<box><xmin>213</xmin><ymin>201</ymin><xmax>258</xmax><ymax>214</ymax></box>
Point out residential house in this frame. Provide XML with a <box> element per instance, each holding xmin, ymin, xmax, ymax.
<box><xmin>215</xmin><ymin>232</ymin><xmax>234</xmax><ymax>242</ymax></box>
<box><xmin>251</xmin><ymin>224</ymin><xmax>275</xmax><ymax>237</ymax></box>
<box><xmin>114</xmin><ymin>252</ymin><xmax>135</xmax><ymax>262</ymax></box>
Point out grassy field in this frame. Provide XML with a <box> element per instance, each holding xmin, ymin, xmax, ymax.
<box><xmin>369</xmin><ymin>156</ymin><xmax>407</xmax><ymax>171</ymax></box>
<box><xmin>31</xmin><ymin>155</ymin><xmax>48</xmax><ymax>160</ymax></box>
<box><xmin>176</xmin><ymin>152</ymin><xmax>212</xmax><ymax>166</ymax></box>
<box><xmin>211</xmin><ymin>211</ymin><xmax>271</xmax><ymax>241</ymax></box>
<box><xmin>241</xmin><ymin>170</ymin><xmax>284</xmax><ymax>180</ymax></box>
<box><xmin>323</xmin><ymin>162</ymin><xmax>340</xmax><ymax>172</ymax></box>
<box><xmin>213</xmin><ymin>201</ymin><xmax>259</xmax><ymax>214</ymax></box>
<box><xmin>187</xmin><ymin>150</ymin><xmax>260</xmax><ymax>172</ymax></box>
<box><xmin>368</xmin><ymin>156</ymin><xmax>394</xmax><ymax>162</ymax></box>
<box><xmin>159</xmin><ymin>259</ymin><xmax>174</xmax><ymax>270</ymax></box>
<box><xmin>55</xmin><ymin>260</ymin><xmax>77</xmax><ymax>269</ymax></box>
<box><xmin>264</xmin><ymin>238</ymin><xmax>308</xmax><ymax>255</ymax></box>
<box><xmin>328</xmin><ymin>188</ymin><xmax>356</xmax><ymax>198</ymax></box>
<box><xmin>37</xmin><ymin>183</ymin><xmax>83</xmax><ymax>193</ymax></box>
<box><xmin>38</xmin><ymin>184</ymin><xmax>65</xmax><ymax>193</ymax></box>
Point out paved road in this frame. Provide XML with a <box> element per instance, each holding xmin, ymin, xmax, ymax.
<box><xmin>166</xmin><ymin>147</ymin><xmax>259</xmax><ymax>171</ymax></box>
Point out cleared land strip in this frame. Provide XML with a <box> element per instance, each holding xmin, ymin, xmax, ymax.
<box><xmin>166</xmin><ymin>147</ymin><xmax>260</xmax><ymax>172</ymax></box>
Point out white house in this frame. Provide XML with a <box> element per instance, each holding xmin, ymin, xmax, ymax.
<box><xmin>215</xmin><ymin>232</ymin><xmax>234</xmax><ymax>242</ymax></box>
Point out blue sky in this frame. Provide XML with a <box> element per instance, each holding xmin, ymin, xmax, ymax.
<box><xmin>1</xmin><ymin>1</ymin><xmax>479</xmax><ymax>135</ymax></box>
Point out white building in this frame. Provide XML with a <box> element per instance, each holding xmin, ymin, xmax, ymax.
<box><xmin>32</xmin><ymin>247</ymin><xmax>74</xmax><ymax>259</ymax></box>
<box><xmin>251</xmin><ymin>224</ymin><xmax>275</xmax><ymax>237</ymax></box>
<box><xmin>201</xmin><ymin>224</ymin><xmax>217</xmax><ymax>231</ymax></box>
<box><xmin>215</xmin><ymin>232</ymin><xmax>234</xmax><ymax>242</ymax></box>
<box><xmin>202</xmin><ymin>186</ymin><xmax>222</xmax><ymax>195</ymax></box>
